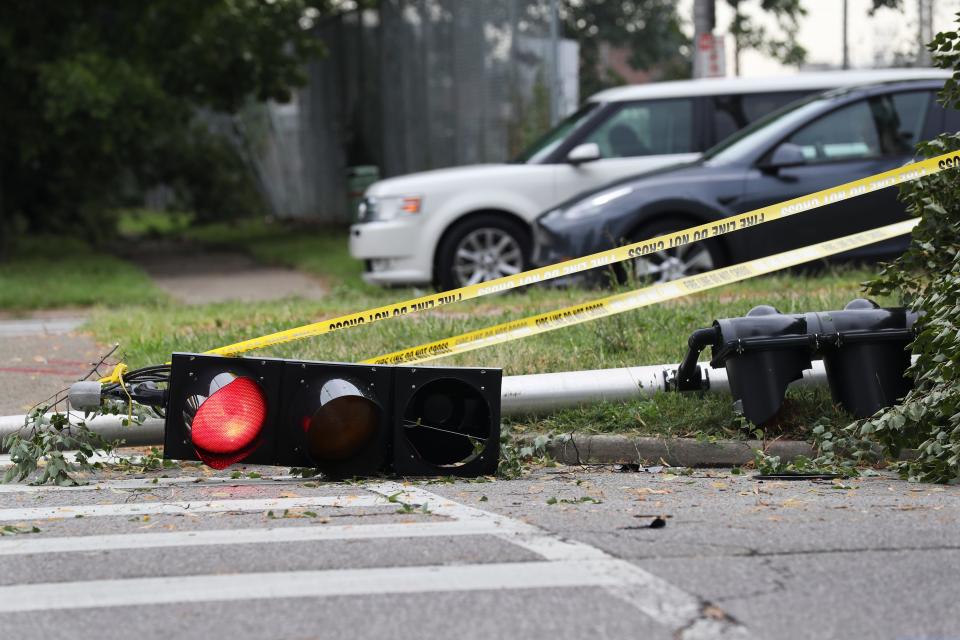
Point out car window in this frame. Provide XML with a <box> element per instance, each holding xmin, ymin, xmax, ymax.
<box><xmin>704</xmin><ymin>93</ymin><xmax>823</xmax><ymax>163</ymax></box>
<box><xmin>782</xmin><ymin>91</ymin><xmax>932</xmax><ymax>164</ymax></box>
<box><xmin>582</xmin><ymin>99</ymin><xmax>693</xmax><ymax>158</ymax></box>
<box><xmin>712</xmin><ymin>91</ymin><xmax>810</xmax><ymax>143</ymax></box>
<box><xmin>712</xmin><ymin>96</ymin><xmax>742</xmax><ymax>142</ymax></box>
<box><xmin>743</xmin><ymin>91</ymin><xmax>810</xmax><ymax>122</ymax></box>
<box><xmin>513</xmin><ymin>102</ymin><xmax>600</xmax><ymax>163</ymax></box>
<box><xmin>786</xmin><ymin>100</ymin><xmax>882</xmax><ymax>163</ymax></box>
<box><xmin>871</xmin><ymin>91</ymin><xmax>931</xmax><ymax>154</ymax></box>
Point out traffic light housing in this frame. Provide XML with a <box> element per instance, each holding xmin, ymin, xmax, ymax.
<box><xmin>393</xmin><ymin>366</ymin><xmax>500</xmax><ymax>477</ymax></box>
<box><xmin>164</xmin><ymin>355</ymin><xmax>284</xmax><ymax>469</ymax></box>
<box><xmin>163</xmin><ymin>353</ymin><xmax>501</xmax><ymax>477</ymax></box>
<box><xmin>279</xmin><ymin>360</ymin><xmax>392</xmax><ymax>479</ymax></box>
<box><xmin>675</xmin><ymin>299</ymin><xmax>918</xmax><ymax>425</ymax></box>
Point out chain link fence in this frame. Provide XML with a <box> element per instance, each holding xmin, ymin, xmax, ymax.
<box><xmin>237</xmin><ymin>0</ymin><xmax>578</xmax><ymax>222</ymax></box>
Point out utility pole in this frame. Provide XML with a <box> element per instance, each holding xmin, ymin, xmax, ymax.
<box><xmin>548</xmin><ymin>0</ymin><xmax>560</xmax><ymax>125</ymax></box>
<box><xmin>842</xmin><ymin>0</ymin><xmax>849</xmax><ymax>69</ymax></box>
<box><xmin>917</xmin><ymin>0</ymin><xmax>934</xmax><ymax>66</ymax></box>
<box><xmin>693</xmin><ymin>0</ymin><xmax>720</xmax><ymax>78</ymax></box>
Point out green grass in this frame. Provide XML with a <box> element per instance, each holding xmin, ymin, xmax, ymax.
<box><xmin>116</xmin><ymin>209</ymin><xmax>194</xmax><ymax>238</ymax></box>
<box><xmin>506</xmin><ymin>387</ymin><xmax>852</xmax><ymax>441</ymax></box>
<box><xmin>87</xmin><ymin>260</ymin><xmax>883</xmax><ymax>440</ymax></box>
<box><xmin>5</xmin><ymin>211</ymin><xmax>885</xmax><ymax>441</ymax></box>
<box><xmin>0</xmin><ymin>235</ymin><xmax>167</xmax><ymax>312</ymax></box>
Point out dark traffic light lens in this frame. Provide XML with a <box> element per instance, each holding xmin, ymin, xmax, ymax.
<box><xmin>303</xmin><ymin>379</ymin><xmax>381</xmax><ymax>463</ymax></box>
<box><xmin>402</xmin><ymin>378</ymin><xmax>491</xmax><ymax>467</ymax></box>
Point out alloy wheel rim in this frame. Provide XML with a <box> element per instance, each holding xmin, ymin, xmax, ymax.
<box><xmin>453</xmin><ymin>228</ymin><xmax>523</xmax><ymax>286</ymax></box>
<box><xmin>632</xmin><ymin>242</ymin><xmax>715</xmax><ymax>283</ymax></box>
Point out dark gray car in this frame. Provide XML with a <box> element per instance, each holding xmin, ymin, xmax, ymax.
<box><xmin>532</xmin><ymin>79</ymin><xmax>959</xmax><ymax>282</ymax></box>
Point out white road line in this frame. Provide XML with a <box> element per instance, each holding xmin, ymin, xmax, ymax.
<box><xmin>0</xmin><ymin>495</ymin><xmax>387</xmax><ymax>522</ymax></box>
<box><xmin>0</xmin><ymin>475</ymin><xmax>298</xmax><ymax>493</ymax></box>
<box><xmin>0</xmin><ymin>479</ymin><xmax>749</xmax><ymax>637</ymax></box>
<box><xmin>0</xmin><ymin>520</ymin><xmax>527</xmax><ymax>556</ymax></box>
<box><xmin>367</xmin><ymin>482</ymin><xmax>750</xmax><ymax>639</ymax></box>
<box><xmin>0</xmin><ymin>559</ymin><xmax>662</xmax><ymax>613</ymax></box>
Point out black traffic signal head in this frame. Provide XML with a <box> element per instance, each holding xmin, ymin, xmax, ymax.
<box><xmin>681</xmin><ymin>299</ymin><xmax>918</xmax><ymax>425</ymax></box>
<box><xmin>710</xmin><ymin>304</ymin><xmax>814</xmax><ymax>425</ymax></box>
<box><xmin>817</xmin><ymin>299</ymin><xmax>916</xmax><ymax>418</ymax></box>
<box><xmin>163</xmin><ymin>353</ymin><xmax>501</xmax><ymax>478</ymax></box>
<box><xmin>393</xmin><ymin>366</ymin><xmax>500</xmax><ymax>477</ymax></box>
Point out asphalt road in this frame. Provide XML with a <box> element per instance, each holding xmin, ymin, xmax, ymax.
<box><xmin>0</xmin><ymin>457</ymin><xmax>956</xmax><ymax>640</ymax></box>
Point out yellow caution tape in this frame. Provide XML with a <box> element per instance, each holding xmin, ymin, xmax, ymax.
<box><xmin>99</xmin><ymin>363</ymin><xmax>129</xmax><ymax>386</ymax></box>
<box><xmin>362</xmin><ymin>219</ymin><xmax>920</xmax><ymax>365</ymax></box>
<box><xmin>201</xmin><ymin>152</ymin><xmax>954</xmax><ymax>358</ymax></box>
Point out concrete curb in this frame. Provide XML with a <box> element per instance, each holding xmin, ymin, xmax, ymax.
<box><xmin>522</xmin><ymin>434</ymin><xmax>816</xmax><ymax>467</ymax></box>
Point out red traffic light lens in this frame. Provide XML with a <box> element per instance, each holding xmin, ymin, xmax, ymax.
<box><xmin>191</xmin><ymin>376</ymin><xmax>267</xmax><ymax>469</ymax></box>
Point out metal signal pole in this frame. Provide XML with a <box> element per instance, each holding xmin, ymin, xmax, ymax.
<box><xmin>842</xmin><ymin>0</ymin><xmax>849</xmax><ymax>69</ymax></box>
<box><xmin>693</xmin><ymin>0</ymin><xmax>717</xmax><ymax>78</ymax></box>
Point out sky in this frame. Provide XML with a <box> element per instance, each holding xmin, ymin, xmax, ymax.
<box><xmin>677</xmin><ymin>0</ymin><xmax>960</xmax><ymax>77</ymax></box>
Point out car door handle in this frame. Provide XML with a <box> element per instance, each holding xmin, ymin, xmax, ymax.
<box><xmin>717</xmin><ymin>195</ymin><xmax>738</xmax><ymax>206</ymax></box>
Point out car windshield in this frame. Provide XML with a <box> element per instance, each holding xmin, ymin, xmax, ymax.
<box><xmin>512</xmin><ymin>102</ymin><xmax>601</xmax><ymax>163</ymax></box>
<box><xmin>702</xmin><ymin>92</ymin><xmax>829</xmax><ymax>164</ymax></box>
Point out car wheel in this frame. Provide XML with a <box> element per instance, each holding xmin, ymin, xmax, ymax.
<box><xmin>436</xmin><ymin>215</ymin><xmax>530</xmax><ymax>291</ymax></box>
<box><xmin>625</xmin><ymin>218</ymin><xmax>726</xmax><ymax>284</ymax></box>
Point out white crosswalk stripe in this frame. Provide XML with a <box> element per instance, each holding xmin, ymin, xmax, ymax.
<box><xmin>0</xmin><ymin>478</ymin><xmax>752</xmax><ymax>639</ymax></box>
<box><xmin>0</xmin><ymin>559</ymin><xmax>668</xmax><ymax>614</ymax></box>
<box><xmin>0</xmin><ymin>495</ymin><xmax>388</xmax><ymax>522</ymax></box>
<box><xmin>0</xmin><ymin>520</ymin><xmax>532</xmax><ymax>556</ymax></box>
<box><xmin>0</xmin><ymin>474</ymin><xmax>298</xmax><ymax>493</ymax></box>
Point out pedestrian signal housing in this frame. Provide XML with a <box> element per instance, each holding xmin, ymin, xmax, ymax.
<box><xmin>674</xmin><ymin>299</ymin><xmax>918</xmax><ymax>424</ymax></box>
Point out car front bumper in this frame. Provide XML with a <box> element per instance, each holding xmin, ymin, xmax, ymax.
<box><xmin>531</xmin><ymin>213</ymin><xmax>627</xmax><ymax>267</ymax></box>
<box><xmin>349</xmin><ymin>219</ymin><xmax>433</xmax><ymax>286</ymax></box>
<box><xmin>531</xmin><ymin>216</ymin><xmax>630</xmax><ymax>287</ymax></box>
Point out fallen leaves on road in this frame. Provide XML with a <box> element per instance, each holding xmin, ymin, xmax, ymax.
<box><xmin>632</xmin><ymin>487</ymin><xmax>671</xmax><ymax>496</ymax></box>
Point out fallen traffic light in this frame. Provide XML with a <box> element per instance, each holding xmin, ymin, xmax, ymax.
<box><xmin>674</xmin><ymin>299</ymin><xmax>918</xmax><ymax>424</ymax></box>
<box><xmin>162</xmin><ymin>353</ymin><xmax>501</xmax><ymax>477</ymax></box>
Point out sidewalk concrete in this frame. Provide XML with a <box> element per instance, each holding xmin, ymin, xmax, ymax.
<box><xmin>0</xmin><ymin>317</ymin><xmax>104</xmax><ymax>414</ymax></box>
<box><xmin>1</xmin><ymin>241</ymin><xmax>330</xmax><ymax>413</ymax></box>
<box><xmin>133</xmin><ymin>244</ymin><xmax>327</xmax><ymax>304</ymax></box>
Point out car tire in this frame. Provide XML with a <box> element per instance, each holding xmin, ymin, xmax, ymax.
<box><xmin>435</xmin><ymin>215</ymin><xmax>531</xmax><ymax>291</ymax></box>
<box><xmin>620</xmin><ymin>218</ymin><xmax>726</xmax><ymax>284</ymax></box>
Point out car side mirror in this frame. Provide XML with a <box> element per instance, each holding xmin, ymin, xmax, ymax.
<box><xmin>760</xmin><ymin>142</ymin><xmax>806</xmax><ymax>173</ymax></box>
<box><xmin>566</xmin><ymin>143</ymin><xmax>601</xmax><ymax>165</ymax></box>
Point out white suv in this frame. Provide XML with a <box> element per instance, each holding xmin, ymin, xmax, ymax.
<box><xmin>350</xmin><ymin>69</ymin><xmax>948</xmax><ymax>290</ymax></box>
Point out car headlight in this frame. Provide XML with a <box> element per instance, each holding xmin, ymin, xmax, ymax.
<box><xmin>543</xmin><ymin>186</ymin><xmax>635</xmax><ymax>223</ymax></box>
<box><xmin>358</xmin><ymin>195</ymin><xmax>422</xmax><ymax>222</ymax></box>
<box><xmin>357</xmin><ymin>197</ymin><xmax>375</xmax><ymax>222</ymax></box>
